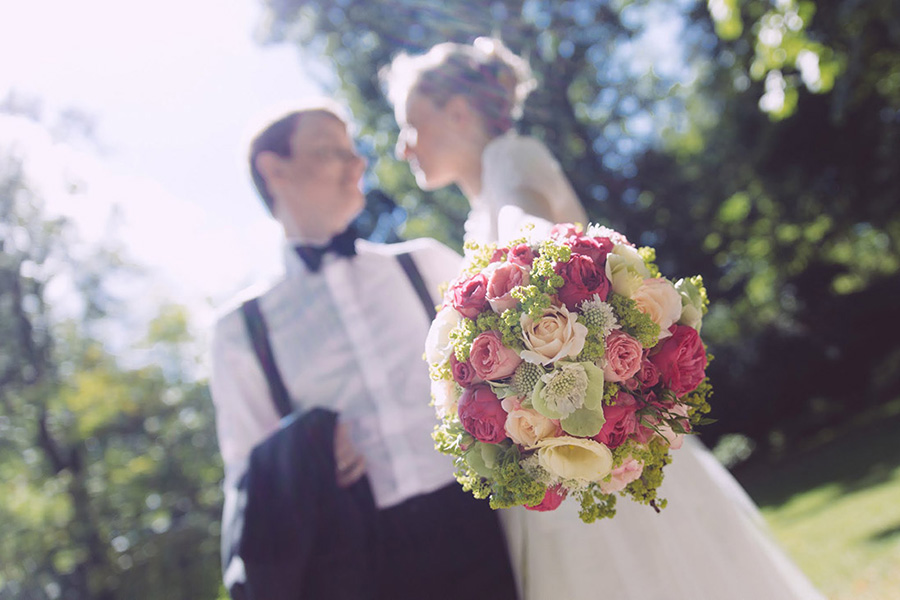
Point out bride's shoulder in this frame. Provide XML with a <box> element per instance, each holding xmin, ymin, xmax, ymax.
<box><xmin>485</xmin><ymin>132</ymin><xmax>555</xmax><ymax>170</ymax></box>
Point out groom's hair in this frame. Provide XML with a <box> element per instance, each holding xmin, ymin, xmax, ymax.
<box><xmin>248</xmin><ymin>111</ymin><xmax>302</xmax><ymax>214</ymax></box>
<box><xmin>248</xmin><ymin>104</ymin><xmax>350</xmax><ymax>214</ymax></box>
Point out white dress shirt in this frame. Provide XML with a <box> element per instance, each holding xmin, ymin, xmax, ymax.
<box><xmin>210</xmin><ymin>236</ymin><xmax>462</xmax><ymax>509</ymax></box>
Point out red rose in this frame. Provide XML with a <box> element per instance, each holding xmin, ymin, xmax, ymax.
<box><xmin>450</xmin><ymin>354</ymin><xmax>480</xmax><ymax>387</ymax></box>
<box><xmin>649</xmin><ymin>325</ymin><xmax>708</xmax><ymax>397</ymax></box>
<box><xmin>555</xmin><ymin>254</ymin><xmax>611</xmax><ymax>311</ymax></box>
<box><xmin>634</xmin><ymin>353</ymin><xmax>661</xmax><ymax>389</ymax></box>
<box><xmin>508</xmin><ymin>243</ymin><xmax>536</xmax><ymax>267</ymax></box>
<box><xmin>525</xmin><ymin>484</ymin><xmax>567</xmax><ymax>512</ymax></box>
<box><xmin>450</xmin><ymin>273</ymin><xmax>489</xmax><ymax>319</ymax></box>
<box><xmin>458</xmin><ymin>385</ymin><xmax>508</xmax><ymax>444</ymax></box>
<box><xmin>568</xmin><ymin>236</ymin><xmax>614</xmax><ymax>265</ymax></box>
<box><xmin>593</xmin><ymin>391</ymin><xmax>638</xmax><ymax>449</ymax></box>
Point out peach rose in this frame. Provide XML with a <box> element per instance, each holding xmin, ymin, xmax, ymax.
<box><xmin>632</xmin><ymin>278</ymin><xmax>682</xmax><ymax>340</ymax></box>
<box><xmin>520</xmin><ymin>304</ymin><xmax>588</xmax><ymax>365</ymax></box>
<box><xmin>505</xmin><ymin>408</ymin><xmax>559</xmax><ymax>448</ymax></box>
<box><xmin>602</xmin><ymin>330</ymin><xmax>643</xmax><ymax>383</ymax></box>
<box><xmin>599</xmin><ymin>456</ymin><xmax>644</xmax><ymax>493</ymax></box>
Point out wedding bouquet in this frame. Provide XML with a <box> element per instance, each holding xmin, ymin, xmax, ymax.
<box><xmin>426</xmin><ymin>223</ymin><xmax>713</xmax><ymax>523</ymax></box>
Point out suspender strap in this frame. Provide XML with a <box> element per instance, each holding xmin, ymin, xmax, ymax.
<box><xmin>240</xmin><ymin>298</ymin><xmax>293</xmax><ymax>419</ymax></box>
<box><xmin>396</xmin><ymin>253</ymin><xmax>436</xmax><ymax>321</ymax></box>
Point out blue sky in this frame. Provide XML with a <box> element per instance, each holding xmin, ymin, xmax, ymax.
<box><xmin>0</xmin><ymin>0</ymin><xmax>324</xmax><ymax>337</ymax></box>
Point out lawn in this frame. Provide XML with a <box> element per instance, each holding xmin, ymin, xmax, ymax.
<box><xmin>734</xmin><ymin>400</ymin><xmax>900</xmax><ymax>600</ymax></box>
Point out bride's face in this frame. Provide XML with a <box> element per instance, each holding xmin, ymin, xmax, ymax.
<box><xmin>396</xmin><ymin>91</ymin><xmax>470</xmax><ymax>191</ymax></box>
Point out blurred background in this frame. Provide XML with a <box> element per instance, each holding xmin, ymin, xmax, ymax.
<box><xmin>1</xmin><ymin>0</ymin><xmax>898</xmax><ymax>598</ymax></box>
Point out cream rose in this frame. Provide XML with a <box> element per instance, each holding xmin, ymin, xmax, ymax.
<box><xmin>535</xmin><ymin>436</ymin><xmax>614</xmax><ymax>482</ymax></box>
<box><xmin>632</xmin><ymin>278</ymin><xmax>682</xmax><ymax>340</ymax></box>
<box><xmin>505</xmin><ymin>408</ymin><xmax>559</xmax><ymax>447</ymax></box>
<box><xmin>425</xmin><ymin>306</ymin><xmax>462</xmax><ymax>366</ymax></box>
<box><xmin>605</xmin><ymin>244</ymin><xmax>649</xmax><ymax>298</ymax></box>
<box><xmin>519</xmin><ymin>304</ymin><xmax>588</xmax><ymax>365</ymax></box>
<box><xmin>431</xmin><ymin>379</ymin><xmax>460</xmax><ymax>419</ymax></box>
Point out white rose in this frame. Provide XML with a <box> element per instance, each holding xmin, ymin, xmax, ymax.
<box><xmin>632</xmin><ymin>278</ymin><xmax>683</xmax><ymax>340</ymax></box>
<box><xmin>425</xmin><ymin>306</ymin><xmax>462</xmax><ymax>366</ymax></box>
<box><xmin>675</xmin><ymin>277</ymin><xmax>704</xmax><ymax>331</ymax></box>
<box><xmin>431</xmin><ymin>379</ymin><xmax>460</xmax><ymax>419</ymax></box>
<box><xmin>519</xmin><ymin>304</ymin><xmax>588</xmax><ymax>365</ymax></box>
<box><xmin>605</xmin><ymin>244</ymin><xmax>650</xmax><ymax>298</ymax></box>
<box><xmin>505</xmin><ymin>408</ymin><xmax>558</xmax><ymax>448</ymax></box>
<box><xmin>535</xmin><ymin>436</ymin><xmax>614</xmax><ymax>482</ymax></box>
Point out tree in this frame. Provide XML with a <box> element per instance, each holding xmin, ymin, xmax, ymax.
<box><xmin>0</xmin><ymin>106</ymin><xmax>223</xmax><ymax>599</ymax></box>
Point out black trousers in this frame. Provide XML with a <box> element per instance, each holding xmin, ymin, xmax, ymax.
<box><xmin>374</xmin><ymin>483</ymin><xmax>519</xmax><ymax>600</ymax></box>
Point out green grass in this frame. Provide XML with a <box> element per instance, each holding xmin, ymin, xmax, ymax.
<box><xmin>734</xmin><ymin>401</ymin><xmax>900</xmax><ymax>600</ymax></box>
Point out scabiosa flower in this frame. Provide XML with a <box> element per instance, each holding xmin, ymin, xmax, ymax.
<box><xmin>534</xmin><ymin>363</ymin><xmax>589</xmax><ymax>419</ymax></box>
<box><xmin>580</xmin><ymin>294</ymin><xmax>620</xmax><ymax>338</ymax></box>
<box><xmin>512</xmin><ymin>361</ymin><xmax>544</xmax><ymax>396</ymax></box>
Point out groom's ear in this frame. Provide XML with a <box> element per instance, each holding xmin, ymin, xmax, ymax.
<box><xmin>255</xmin><ymin>151</ymin><xmax>283</xmax><ymax>186</ymax></box>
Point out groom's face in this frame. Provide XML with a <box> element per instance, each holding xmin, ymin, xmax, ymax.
<box><xmin>272</xmin><ymin>112</ymin><xmax>367</xmax><ymax>238</ymax></box>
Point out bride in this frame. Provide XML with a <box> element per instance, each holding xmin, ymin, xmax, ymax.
<box><xmin>382</xmin><ymin>38</ymin><xmax>824</xmax><ymax>600</ymax></box>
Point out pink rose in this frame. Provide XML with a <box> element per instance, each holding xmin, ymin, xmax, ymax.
<box><xmin>487</xmin><ymin>262</ymin><xmax>528</xmax><ymax>313</ymax></box>
<box><xmin>450</xmin><ymin>354</ymin><xmax>480</xmax><ymax>387</ymax></box>
<box><xmin>594</xmin><ymin>391</ymin><xmax>638</xmax><ymax>449</ymax></box>
<box><xmin>649</xmin><ymin>324</ymin><xmax>707</xmax><ymax>397</ymax></box>
<box><xmin>508</xmin><ymin>243</ymin><xmax>536</xmax><ymax>267</ymax></box>
<box><xmin>568</xmin><ymin>236</ymin><xmax>614</xmax><ymax>265</ymax></box>
<box><xmin>469</xmin><ymin>331</ymin><xmax>522</xmax><ymax>381</ymax></box>
<box><xmin>449</xmin><ymin>273</ymin><xmax>489</xmax><ymax>319</ymax></box>
<box><xmin>490</xmin><ymin>247</ymin><xmax>509</xmax><ymax>263</ymax></box>
<box><xmin>525</xmin><ymin>484</ymin><xmax>567</xmax><ymax>512</ymax></box>
<box><xmin>640</xmin><ymin>402</ymin><xmax>691</xmax><ymax>449</ymax></box>
<box><xmin>555</xmin><ymin>254</ymin><xmax>611</xmax><ymax>311</ymax></box>
<box><xmin>602</xmin><ymin>330</ymin><xmax>643</xmax><ymax>383</ymax></box>
<box><xmin>656</xmin><ymin>403</ymin><xmax>691</xmax><ymax>449</ymax></box>
<box><xmin>550</xmin><ymin>223</ymin><xmax>580</xmax><ymax>239</ymax></box>
<box><xmin>599</xmin><ymin>457</ymin><xmax>644</xmax><ymax>494</ymax></box>
<box><xmin>458</xmin><ymin>384</ymin><xmax>508</xmax><ymax>444</ymax></box>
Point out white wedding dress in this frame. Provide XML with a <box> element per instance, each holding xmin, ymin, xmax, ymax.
<box><xmin>468</xmin><ymin>132</ymin><xmax>824</xmax><ymax>600</ymax></box>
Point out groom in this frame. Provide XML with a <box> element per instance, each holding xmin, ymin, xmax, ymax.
<box><xmin>209</xmin><ymin>102</ymin><xmax>518</xmax><ymax>599</ymax></box>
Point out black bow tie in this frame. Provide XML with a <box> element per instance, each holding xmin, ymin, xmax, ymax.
<box><xmin>294</xmin><ymin>227</ymin><xmax>358</xmax><ymax>272</ymax></box>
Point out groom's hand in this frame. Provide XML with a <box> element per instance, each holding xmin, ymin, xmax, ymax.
<box><xmin>333</xmin><ymin>421</ymin><xmax>366</xmax><ymax>488</ymax></box>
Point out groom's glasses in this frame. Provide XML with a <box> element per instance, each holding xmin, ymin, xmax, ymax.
<box><xmin>302</xmin><ymin>146</ymin><xmax>361</xmax><ymax>164</ymax></box>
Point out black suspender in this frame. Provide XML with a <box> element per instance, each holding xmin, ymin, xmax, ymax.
<box><xmin>239</xmin><ymin>252</ymin><xmax>438</xmax><ymax>419</ymax></box>
<box><xmin>396</xmin><ymin>253</ymin><xmax>437</xmax><ymax>321</ymax></box>
<box><xmin>240</xmin><ymin>297</ymin><xmax>293</xmax><ymax>419</ymax></box>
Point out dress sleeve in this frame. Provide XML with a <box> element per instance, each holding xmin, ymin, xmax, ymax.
<box><xmin>481</xmin><ymin>134</ymin><xmax>588</xmax><ymax>241</ymax></box>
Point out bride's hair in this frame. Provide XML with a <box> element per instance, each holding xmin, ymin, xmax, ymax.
<box><xmin>382</xmin><ymin>37</ymin><xmax>536</xmax><ymax>137</ymax></box>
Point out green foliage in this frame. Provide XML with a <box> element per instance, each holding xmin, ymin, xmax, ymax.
<box><xmin>607</xmin><ymin>294</ymin><xmax>661</xmax><ymax>348</ymax></box>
